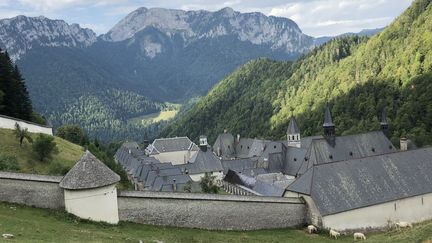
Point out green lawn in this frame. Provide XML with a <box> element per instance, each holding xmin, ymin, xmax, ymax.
<box><xmin>0</xmin><ymin>128</ymin><xmax>84</xmax><ymax>175</ymax></box>
<box><xmin>128</xmin><ymin>103</ymin><xmax>181</xmax><ymax>126</ymax></box>
<box><xmin>0</xmin><ymin>203</ymin><xmax>431</xmax><ymax>243</ymax></box>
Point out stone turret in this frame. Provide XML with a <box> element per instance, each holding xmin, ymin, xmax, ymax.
<box><xmin>287</xmin><ymin>117</ymin><xmax>301</xmax><ymax>148</ymax></box>
<box><xmin>323</xmin><ymin>105</ymin><xmax>336</xmax><ymax>144</ymax></box>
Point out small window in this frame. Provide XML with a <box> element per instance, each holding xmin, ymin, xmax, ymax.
<box><xmin>274</xmin><ymin>145</ymin><xmax>277</xmax><ymax>149</ymax></box>
<box><xmin>349</xmin><ymin>152</ymin><xmax>353</xmax><ymax>156</ymax></box>
<box><xmin>247</xmin><ymin>146</ymin><xmax>250</xmax><ymax>149</ymax></box>
<box><xmin>389</xmin><ymin>145</ymin><xmax>393</xmax><ymax>149</ymax></box>
<box><xmin>329</xmin><ymin>155</ymin><xmax>333</xmax><ymax>159</ymax></box>
<box><xmin>372</xmin><ymin>148</ymin><xmax>376</xmax><ymax>152</ymax></box>
<box><xmin>304</xmin><ymin>157</ymin><xmax>308</xmax><ymax>161</ymax></box>
<box><xmin>294</xmin><ymin>158</ymin><xmax>297</xmax><ymax>162</ymax></box>
<box><xmin>241</xmin><ymin>145</ymin><xmax>243</xmax><ymax>149</ymax></box>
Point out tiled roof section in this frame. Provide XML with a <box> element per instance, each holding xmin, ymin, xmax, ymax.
<box><xmin>151</xmin><ymin>137</ymin><xmax>198</xmax><ymax>153</ymax></box>
<box><xmin>60</xmin><ymin>151</ymin><xmax>120</xmax><ymax>190</ymax></box>
<box><xmin>288</xmin><ymin>147</ymin><xmax>432</xmax><ymax>216</ymax></box>
<box><xmin>283</xmin><ymin>146</ymin><xmax>307</xmax><ymax>176</ymax></box>
<box><xmin>297</xmin><ymin>131</ymin><xmax>396</xmax><ymax>174</ymax></box>
<box><xmin>287</xmin><ymin>117</ymin><xmax>300</xmax><ymax>134</ymax></box>
<box><xmin>185</xmin><ymin>149</ymin><xmax>223</xmax><ymax>173</ymax></box>
<box><xmin>213</xmin><ymin>133</ymin><xmax>235</xmax><ymax>158</ymax></box>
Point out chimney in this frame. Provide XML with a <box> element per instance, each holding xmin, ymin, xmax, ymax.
<box><xmin>380</xmin><ymin>108</ymin><xmax>389</xmax><ymax>136</ymax></box>
<box><xmin>199</xmin><ymin>135</ymin><xmax>208</xmax><ymax>152</ymax></box>
<box><xmin>143</xmin><ymin>140</ymin><xmax>150</xmax><ymax>149</ymax></box>
<box><xmin>172</xmin><ymin>179</ymin><xmax>177</xmax><ymax>192</ymax></box>
<box><xmin>237</xmin><ymin>134</ymin><xmax>241</xmax><ymax>142</ymax></box>
<box><xmin>400</xmin><ymin>138</ymin><xmax>408</xmax><ymax>151</ymax></box>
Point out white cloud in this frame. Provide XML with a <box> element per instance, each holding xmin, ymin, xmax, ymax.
<box><xmin>16</xmin><ymin>0</ymin><xmax>126</xmax><ymax>12</ymax></box>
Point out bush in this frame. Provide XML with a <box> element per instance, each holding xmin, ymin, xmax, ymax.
<box><xmin>199</xmin><ymin>172</ymin><xmax>219</xmax><ymax>194</ymax></box>
<box><xmin>56</xmin><ymin>124</ymin><xmax>86</xmax><ymax>145</ymax></box>
<box><xmin>48</xmin><ymin>162</ymin><xmax>70</xmax><ymax>175</ymax></box>
<box><xmin>0</xmin><ymin>154</ymin><xmax>20</xmax><ymax>171</ymax></box>
<box><xmin>32</xmin><ymin>134</ymin><xmax>56</xmax><ymax>161</ymax></box>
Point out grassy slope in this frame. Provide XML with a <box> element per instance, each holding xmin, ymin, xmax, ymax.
<box><xmin>0</xmin><ymin>128</ymin><xmax>84</xmax><ymax>175</ymax></box>
<box><xmin>0</xmin><ymin>203</ymin><xmax>431</xmax><ymax>243</ymax></box>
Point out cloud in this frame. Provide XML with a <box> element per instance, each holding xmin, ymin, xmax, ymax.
<box><xmin>15</xmin><ymin>0</ymin><xmax>126</xmax><ymax>12</ymax></box>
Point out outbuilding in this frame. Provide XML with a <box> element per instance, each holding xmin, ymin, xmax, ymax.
<box><xmin>59</xmin><ymin>151</ymin><xmax>120</xmax><ymax>224</ymax></box>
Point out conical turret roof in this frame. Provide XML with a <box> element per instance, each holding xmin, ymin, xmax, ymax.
<box><xmin>287</xmin><ymin>117</ymin><xmax>300</xmax><ymax>134</ymax></box>
<box><xmin>323</xmin><ymin>106</ymin><xmax>334</xmax><ymax>127</ymax></box>
<box><xmin>60</xmin><ymin>151</ymin><xmax>120</xmax><ymax>190</ymax></box>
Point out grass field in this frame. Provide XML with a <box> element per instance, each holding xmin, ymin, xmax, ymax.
<box><xmin>128</xmin><ymin>103</ymin><xmax>181</xmax><ymax>126</ymax></box>
<box><xmin>0</xmin><ymin>203</ymin><xmax>431</xmax><ymax>243</ymax></box>
<box><xmin>0</xmin><ymin>128</ymin><xmax>84</xmax><ymax>175</ymax></box>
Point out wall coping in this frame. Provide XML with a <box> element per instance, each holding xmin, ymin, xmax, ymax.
<box><xmin>118</xmin><ymin>190</ymin><xmax>304</xmax><ymax>204</ymax></box>
<box><xmin>0</xmin><ymin>171</ymin><xmax>62</xmax><ymax>183</ymax></box>
<box><xmin>0</xmin><ymin>114</ymin><xmax>52</xmax><ymax>128</ymax></box>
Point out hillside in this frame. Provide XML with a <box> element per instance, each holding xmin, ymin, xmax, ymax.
<box><xmin>0</xmin><ymin>128</ymin><xmax>84</xmax><ymax>175</ymax></box>
<box><xmin>162</xmin><ymin>0</ymin><xmax>432</xmax><ymax>147</ymax></box>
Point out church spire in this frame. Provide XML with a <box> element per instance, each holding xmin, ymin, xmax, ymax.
<box><xmin>380</xmin><ymin>108</ymin><xmax>389</xmax><ymax>136</ymax></box>
<box><xmin>287</xmin><ymin>117</ymin><xmax>301</xmax><ymax>148</ymax></box>
<box><xmin>323</xmin><ymin>105</ymin><xmax>335</xmax><ymax>143</ymax></box>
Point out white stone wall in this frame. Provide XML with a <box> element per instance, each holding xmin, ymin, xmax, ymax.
<box><xmin>189</xmin><ymin>171</ymin><xmax>224</xmax><ymax>182</ymax></box>
<box><xmin>0</xmin><ymin>115</ymin><xmax>52</xmax><ymax>135</ymax></box>
<box><xmin>64</xmin><ymin>184</ymin><xmax>119</xmax><ymax>224</ymax></box>
<box><xmin>152</xmin><ymin>150</ymin><xmax>198</xmax><ymax>165</ymax></box>
<box><xmin>322</xmin><ymin>192</ymin><xmax>432</xmax><ymax>231</ymax></box>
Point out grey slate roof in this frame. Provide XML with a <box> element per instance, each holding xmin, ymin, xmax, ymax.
<box><xmin>213</xmin><ymin>133</ymin><xmax>235</xmax><ymax>158</ymax></box>
<box><xmin>184</xmin><ymin>149</ymin><xmax>224</xmax><ymax>173</ymax></box>
<box><xmin>323</xmin><ymin>106</ymin><xmax>334</xmax><ymax>127</ymax></box>
<box><xmin>221</xmin><ymin>157</ymin><xmax>263</xmax><ymax>176</ymax></box>
<box><xmin>287</xmin><ymin>117</ymin><xmax>300</xmax><ymax>134</ymax></box>
<box><xmin>287</xmin><ymin>147</ymin><xmax>432</xmax><ymax>216</ymax></box>
<box><xmin>149</xmin><ymin>137</ymin><xmax>199</xmax><ymax>154</ymax></box>
<box><xmin>60</xmin><ymin>151</ymin><xmax>120</xmax><ymax>190</ymax></box>
<box><xmin>283</xmin><ymin>147</ymin><xmax>307</xmax><ymax>176</ymax></box>
<box><xmin>297</xmin><ymin>131</ymin><xmax>396</xmax><ymax>174</ymax></box>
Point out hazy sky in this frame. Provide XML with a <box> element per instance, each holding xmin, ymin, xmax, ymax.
<box><xmin>0</xmin><ymin>0</ymin><xmax>414</xmax><ymax>36</ymax></box>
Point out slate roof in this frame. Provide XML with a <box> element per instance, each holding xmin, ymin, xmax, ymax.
<box><xmin>287</xmin><ymin>147</ymin><xmax>432</xmax><ymax>216</ymax></box>
<box><xmin>148</xmin><ymin>137</ymin><xmax>199</xmax><ymax>154</ymax></box>
<box><xmin>184</xmin><ymin>149</ymin><xmax>224</xmax><ymax>173</ymax></box>
<box><xmin>323</xmin><ymin>106</ymin><xmax>334</xmax><ymax>127</ymax></box>
<box><xmin>297</xmin><ymin>131</ymin><xmax>396</xmax><ymax>174</ymax></box>
<box><xmin>287</xmin><ymin>117</ymin><xmax>300</xmax><ymax>134</ymax></box>
<box><xmin>213</xmin><ymin>133</ymin><xmax>235</xmax><ymax>158</ymax></box>
<box><xmin>221</xmin><ymin>157</ymin><xmax>265</xmax><ymax>176</ymax></box>
<box><xmin>60</xmin><ymin>151</ymin><xmax>120</xmax><ymax>190</ymax></box>
<box><xmin>283</xmin><ymin>147</ymin><xmax>307</xmax><ymax>176</ymax></box>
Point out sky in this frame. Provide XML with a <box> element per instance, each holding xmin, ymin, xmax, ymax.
<box><xmin>0</xmin><ymin>0</ymin><xmax>414</xmax><ymax>37</ymax></box>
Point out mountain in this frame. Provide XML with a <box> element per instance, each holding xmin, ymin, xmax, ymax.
<box><xmin>0</xmin><ymin>16</ymin><xmax>96</xmax><ymax>61</ymax></box>
<box><xmin>162</xmin><ymin>0</ymin><xmax>432</xmax><ymax>147</ymax></box>
<box><xmin>0</xmin><ymin>8</ymin><xmax>317</xmax><ymax>141</ymax></box>
<box><xmin>313</xmin><ymin>27</ymin><xmax>385</xmax><ymax>46</ymax></box>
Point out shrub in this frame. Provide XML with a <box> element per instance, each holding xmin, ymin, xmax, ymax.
<box><xmin>56</xmin><ymin>124</ymin><xmax>86</xmax><ymax>145</ymax></box>
<box><xmin>32</xmin><ymin>134</ymin><xmax>56</xmax><ymax>161</ymax></box>
<box><xmin>0</xmin><ymin>154</ymin><xmax>20</xmax><ymax>171</ymax></box>
<box><xmin>199</xmin><ymin>172</ymin><xmax>219</xmax><ymax>194</ymax></box>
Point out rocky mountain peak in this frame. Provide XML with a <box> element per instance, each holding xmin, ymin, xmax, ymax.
<box><xmin>0</xmin><ymin>15</ymin><xmax>97</xmax><ymax>60</ymax></box>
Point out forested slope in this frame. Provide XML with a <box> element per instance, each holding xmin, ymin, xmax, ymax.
<box><xmin>162</xmin><ymin>0</ymin><xmax>432</xmax><ymax>146</ymax></box>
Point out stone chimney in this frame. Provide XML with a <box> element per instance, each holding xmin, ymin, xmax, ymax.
<box><xmin>400</xmin><ymin>138</ymin><xmax>408</xmax><ymax>151</ymax></box>
<box><xmin>224</xmin><ymin>129</ymin><xmax>228</xmax><ymax>133</ymax></box>
<box><xmin>237</xmin><ymin>134</ymin><xmax>241</xmax><ymax>142</ymax></box>
<box><xmin>173</xmin><ymin>179</ymin><xmax>177</xmax><ymax>192</ymax></box>
<box><xmin>199</xmin><ymin>135</ymin><xmax>208</xmax><ymax>152</ymax></box>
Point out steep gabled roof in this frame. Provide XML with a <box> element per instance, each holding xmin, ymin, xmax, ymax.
<box><xmin>297</xmin><ymin>131</ymin><xmax>396</xmax><ymax>174</ymax></box>
<box><xmin>185</xmin><ymin>149</ymin><xmax>223</xmax><ymax>173</ymax></box>
<box><xmin>287</xmin><ymin>147</ymin><xmax>432</xmax><ymax>216</ymax></box>
<box><xmin>287</xmin><ymin>117</ymin><xmax>300</xmax><ymax>134</ymax></box>
<box><xmin>60</xmin><ymin>151</ymin><xmax>120</xmax><ymax>190</ymax></box>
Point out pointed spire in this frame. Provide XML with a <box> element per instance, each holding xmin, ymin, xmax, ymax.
<box><xmin>323</xmin><ymin>105</ymin><xmax>334</xmax><ymax>127</ymax></box>
<box><xmin>380</xmin><ymin>108</ymin><xmax>388</xmax><ymax>126</ymax></box>
<box><xmin>287</xmin><ymin>117</ymin><xmax>300</xmax><ymax>134</ymax></box>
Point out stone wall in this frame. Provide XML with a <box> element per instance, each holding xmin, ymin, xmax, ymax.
<box><xmin>118</xmin><ymin>191</ymin><xmax>306</xmax><ymax>230</ymax></box>
<box><xmin>0</xmin><ymin>114</ymin><xmax>53</xmax><ymax>135</ymax></box>
<box><xmin>0</xmin><ymin>172</ymin><xmax>64</xmax><ymax>209</ymax></box>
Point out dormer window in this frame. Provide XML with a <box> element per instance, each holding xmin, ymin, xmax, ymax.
<box><xmin>372</xmin><ymin>148</ymin><xmax>376</xmax><ymax>152</ymax></box>
<box><xmin>329</xmin><ymin>155</ymin><xmax>333</xmax><ymax>159</ymax></box>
